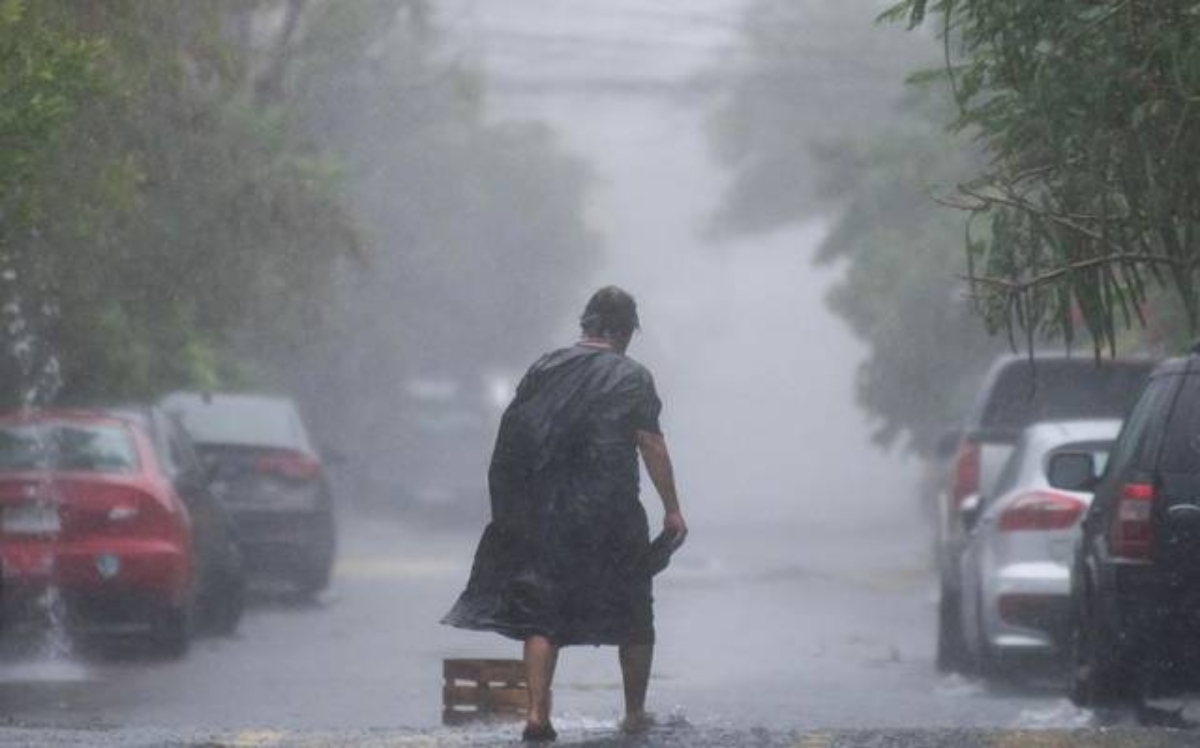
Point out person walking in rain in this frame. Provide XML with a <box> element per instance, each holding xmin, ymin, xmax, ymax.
<box><xmin>443</xmin><ymin>286</ymin><xmax>687</xmax><ymax>742</ymax></box>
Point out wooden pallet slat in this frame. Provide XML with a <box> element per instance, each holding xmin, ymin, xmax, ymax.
<box><xmin>442</xmin><ymin>658</ymin><xmax>529</xmax><ymax>725</ymax></box>
<box><xmin>444</xmin><ymin>658</ymin><xmax>525</xmax><ymax>685</ymax></box>
<box><xmin>443</xmin><ymin>685</ymin><xmax>529</xmax><ymax>710</ymax></box>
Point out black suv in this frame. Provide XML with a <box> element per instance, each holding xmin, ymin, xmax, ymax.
<box><xmin>1059</xmin><ymin>355</ymin><xmax>1200</xmax><ymax>704</ymax></box>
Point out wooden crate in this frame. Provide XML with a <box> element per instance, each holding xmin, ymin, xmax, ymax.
<box><xmin>443</xmin><ymin>658</ymin><xmax>529</xmax><ymax>725</ymax></box>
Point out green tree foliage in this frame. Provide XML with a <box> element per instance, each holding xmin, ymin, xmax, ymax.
<box><xmin>711</xmin><ymin>0</ymin><xmax>1002</xmax><ymax>451</ymax></box>
<box><xmin>816</xmin><ymin>92</ymin><xmax>1005</xmax><ymax>449</ymax></box>
<box><xmin>0</xmin><ymin>1</ymin><xmax>357</xmax><ymax>406</ymax></box>
<box><xmin>1</xmin><ymin>0</ymin><xmax>595</xmax><ymax>432</ymax></box>
<box><xmin>887</xmin><ymin>0</ymin><xmax>1200</xmax><ymax>355</ymax></box>
<box><xmin>0</xmin><ymin>0</ymin><xmax>99</xmax><ymax>404</ymax></box>
<box><xmin>0</xmin><ymin>0</ymin><xmax>96</xmax><ymax>215</ymax></box>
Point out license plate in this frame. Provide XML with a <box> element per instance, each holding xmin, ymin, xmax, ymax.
<box><xmin>2</xmin><ymin>503</ymin><xmax>60</xmax><ymax>535</ymax></box>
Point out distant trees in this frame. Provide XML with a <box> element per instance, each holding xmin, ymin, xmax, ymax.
<box><xmin>710</xmin><ymin>0</ymin><xmax>1004</xmax><ymax>451</ymax></box>
<box><xmin>0</xmin><ymin>1</ymin><xmax>359</xmax><ymax>405</ymax></box>
<box><xmin>812</xmin><ymin>91</ymin><xmax>1007</xmax><ymax>450</ymax></box>
<box><xmin>887</xmin><ymin>0</ymin><xmax>1200</xmax><ymax>355</ymax></box>
<box><xmin>713</xmin><ymin>0</ymin><xmax>1200</xmax><ymax>452</ymax></box>
<box><xmin>0</xmin><ymin>0</ymin><xmax>599</xmax><ymax>426</ymax></box>
<box><xmin>708</xmin><ymin>0</ymin><xmax>937</xmax><ymax>237</ymax></box>
<box><xmin>268</xmin><ymin>2</ymin><xmax>599</xmax><ymax>496</ymax></box>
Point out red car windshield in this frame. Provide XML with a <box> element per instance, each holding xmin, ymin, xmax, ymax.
<box><xmin>0</xmin><ymin>421</ymin><xmax>140</xmax><ymax>474</ymax></box>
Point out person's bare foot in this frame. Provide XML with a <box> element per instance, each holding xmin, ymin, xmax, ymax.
<box><xmin>619</xmin><ymin>711</ymin><xmax>657</xmax><ymax>734</ymax></box>
<box><xmin>522</xmin><ymin>720</ymin><xmax>557</xmax><ymax>742</ymax></box>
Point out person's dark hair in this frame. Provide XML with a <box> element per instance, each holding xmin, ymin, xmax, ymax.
<box><xmin>580</xmin><ymin>286</ymin><xmax>640</xmax><ymax>338</ymax></box>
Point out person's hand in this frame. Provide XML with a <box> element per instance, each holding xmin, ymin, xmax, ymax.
<box><xmin>664</xmin><ymin>510</ymin><xmax>688</xmax><ymax>545</ymax></box>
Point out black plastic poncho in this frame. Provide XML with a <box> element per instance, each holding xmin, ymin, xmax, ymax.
<box><xmin>442</xmin><ymin>343</ymin><xmax>663</xmax><ymax>646</ymax></box>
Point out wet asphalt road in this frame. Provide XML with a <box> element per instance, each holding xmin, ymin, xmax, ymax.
<box><xmin>3</xmin><ymin>725</ymin><xmax>1200</xmax><ymax>748</ymax></box>
<box><xmin>1</xmin><ymin>509</ymin><xmax>1199</xmax><ymax>746</ymax></box>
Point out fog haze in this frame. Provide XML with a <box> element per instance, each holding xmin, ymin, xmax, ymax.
<box><xmin>439</xmin><ymin>0</ymin><xmax>914</xmax><ymax>527</ymax></box>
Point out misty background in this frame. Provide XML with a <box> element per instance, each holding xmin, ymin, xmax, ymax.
<box><xmin>424</xmin><ymin>0</ymin><xmax>918</xmax><ymax>529</ymax></box>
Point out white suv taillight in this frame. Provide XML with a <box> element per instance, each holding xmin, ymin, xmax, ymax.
<box><xmin>998</xmin><ymin>491</ymin><xmax>1086</xmax><ymax>532</ymax></box>
<box><xmin>1111</xmin><ymin>482</ymin><xmax>1155</xmax><ymax>560</ymax></box>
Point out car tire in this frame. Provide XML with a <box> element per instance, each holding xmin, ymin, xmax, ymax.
<box><xmin>151</xmin><ymin>605</ymin><xmax>192</xmax><ymax>658</ymax></box>
<box><xmin>1069</xmin><ymin>580</ymin><xmax>1125</xmax><ymax>706</ymax></box>
<box><xmin>294</xmin><ymin>560</ymin><xmax>331</xmax><ymax>598</ymax></box>
<box><xmin>973</xmin><ymin>592</ymin><xmax>997</xmax><ymax>678</ymax></box>
<box><xmin>937</xmin><ymin>583</ymin><xmax>969</xmax><ymax>673</ymax></box>
<box><xmin>294</xmin><ymin>514</ymin><xmax>335</xmax><ymax>597</ymax></box>
<box><xmin>206</xmin><ymin>573</ymin><xmax>246</xmax><ymax>636</ymax></box>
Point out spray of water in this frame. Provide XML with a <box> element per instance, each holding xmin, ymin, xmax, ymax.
<box><xmin>1</xmin><ymin>267</ymin><xmax>64</xmax><ymax>408</ymax></box>
<box><xmin>1</xmin><ymin>267</ymin><xmax>70</xmax><ymax>661</ymax></box>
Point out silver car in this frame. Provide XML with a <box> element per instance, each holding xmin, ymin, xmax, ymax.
<box><xmin>957</xmin><ymin>419</ymin><xmax>1121</xmax><ymax>674</ymax></box>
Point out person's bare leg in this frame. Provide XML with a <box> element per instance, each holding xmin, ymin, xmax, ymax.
<box><xmin>619</xmin><ymin>642</ymin><xmax>653</xmax><ymax>726</ymax></box>
<box><xmin>525</xmin><ymin>636</ymin><xmax>559</xmax><ymax>726</ymax></box>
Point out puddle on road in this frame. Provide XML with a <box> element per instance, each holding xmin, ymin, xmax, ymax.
<box><xmin>0</xmin><ymin>656</ymin><xmax>100</xmax><ymax>719</ymax></box>
<box><xmin>935</xmin><ymin>673</ymin><xmax>989</xmax><ymax>698</ymax></box>
<box><xmin>1012</xmin><ymin>698</ymin><xmax>1094</xmax><ymax>729</ymax></box>
<box><xmin>0</xmin><ymin>658</ymin><xmax>91</xmax><ymax>684</ymax></box>
<box><xmin>446</xmin><ymin>709</ymin><xmax>695</xmax><ymax>745</ymax></box>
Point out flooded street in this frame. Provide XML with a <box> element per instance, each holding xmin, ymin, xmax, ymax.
<box><xmin>0</xmin><ymin>508</ymin><xmax>1162</xmax><ymax>744</ymax></box>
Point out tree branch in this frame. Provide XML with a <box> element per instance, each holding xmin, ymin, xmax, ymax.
<box><xmin>943</xmin><ymin>184</ymin><xmax>1134</xmax><ymax>254</ymax></box>
<box><xmin>960</xmin><ymin>253</ymin><xmax>1194</xmax><ymax>292</ymax></box>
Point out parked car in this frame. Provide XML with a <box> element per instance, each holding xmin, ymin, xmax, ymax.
<box><xmin>1063</xmin><ymin>354</ymin><xmax>1200</xmax><ymax>704</ymax></box>
<box><xmin>0</xmin><ymin>407</ymin><xmax>244</xmax><ymax>655</ymax></box>
<box><xmin>111</xmin><ymin>406</ymin><xmax>246</xmax><ymax>637</ymax></box>
<box><xmin>957</xmin><ymin>419</ymin><xmax>1120</xmax><ymax>675</ymax></box>
<box><xmin>935</xmin><ymin>354</ymin><xmax>1155</xmax><ymax>671</ymax></box>
<box><xmin>161</xmin><ymin>392</ymin><xmax>335</xmax><ymax>596</ymax></box>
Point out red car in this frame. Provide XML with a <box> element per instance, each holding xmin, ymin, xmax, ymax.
<box><xmin>0</xmin><ymin>408</ymin><xmax>241</xmax><ymax>654</ymax></box>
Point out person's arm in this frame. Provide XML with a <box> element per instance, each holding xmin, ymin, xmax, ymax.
<box><xmin>637</xmin><ymin>430</ymin><xmax>687</xmax><ymax>540</ymax></box>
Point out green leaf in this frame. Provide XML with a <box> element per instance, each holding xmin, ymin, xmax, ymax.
<box><xmin>0</xmin><ymin>0</ymin><xmax>25</xmax><ymax>26</ymax></box>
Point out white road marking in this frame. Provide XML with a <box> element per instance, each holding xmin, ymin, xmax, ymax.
<box><xmin>334</xmin><ymin>556</ymin><xmax>463</xmax><ymax>580</ymax></box>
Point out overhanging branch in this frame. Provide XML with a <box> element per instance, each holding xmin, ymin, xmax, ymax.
<box><xmin>960</xmin><ymin>253</ymin><xmax>1195</xmax><ymax>292</ymax></box>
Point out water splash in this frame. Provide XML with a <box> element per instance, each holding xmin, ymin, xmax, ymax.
<box><xmin>1</xmin><ymin>266</ymin><xmax>63</xmax><ymax>408</ymax></box>
<box><xmin>0</xmin><ymin>265</ymin><xmax>70</xmax><ymax>660</ymax></box>
<box><xmin>36</xmin><ymin>586</ymin><xmax>74</xmax><ymax>661</ymax></box>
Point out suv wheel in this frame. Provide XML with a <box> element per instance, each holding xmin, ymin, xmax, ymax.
<box><xmin>972</xmin><ymin>592</ymin><xmax>997</xmax><ymax>678</ymax></box>
<box><xmin>206</xmin><ymin>572</ymin><xmax>246</xmax><ymax>636</ymax></box>
<box><xmin>294</xmin><ymin>515</ymin><xmax>335</xmax><ymax>597</ymax></box>
<box><xmin>294</xmin><ymin>556</ymin><xmax>332</xmax><ymax>597</ymax></box>
<box><xmin>936</xmin><ymin>584</ymin><xmax>969</xmax><ymax>673</ymax></box>
<box><xmin>1069</xmin><ymin>581</ymin><xmax>1125</xmax><ymax>706</ymax></box>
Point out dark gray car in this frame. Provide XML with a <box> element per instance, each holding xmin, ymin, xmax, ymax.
<box><xmin>161</xmin><ymin>392</ymin><xmax>336</xmax><ymax>596</ymax></box>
